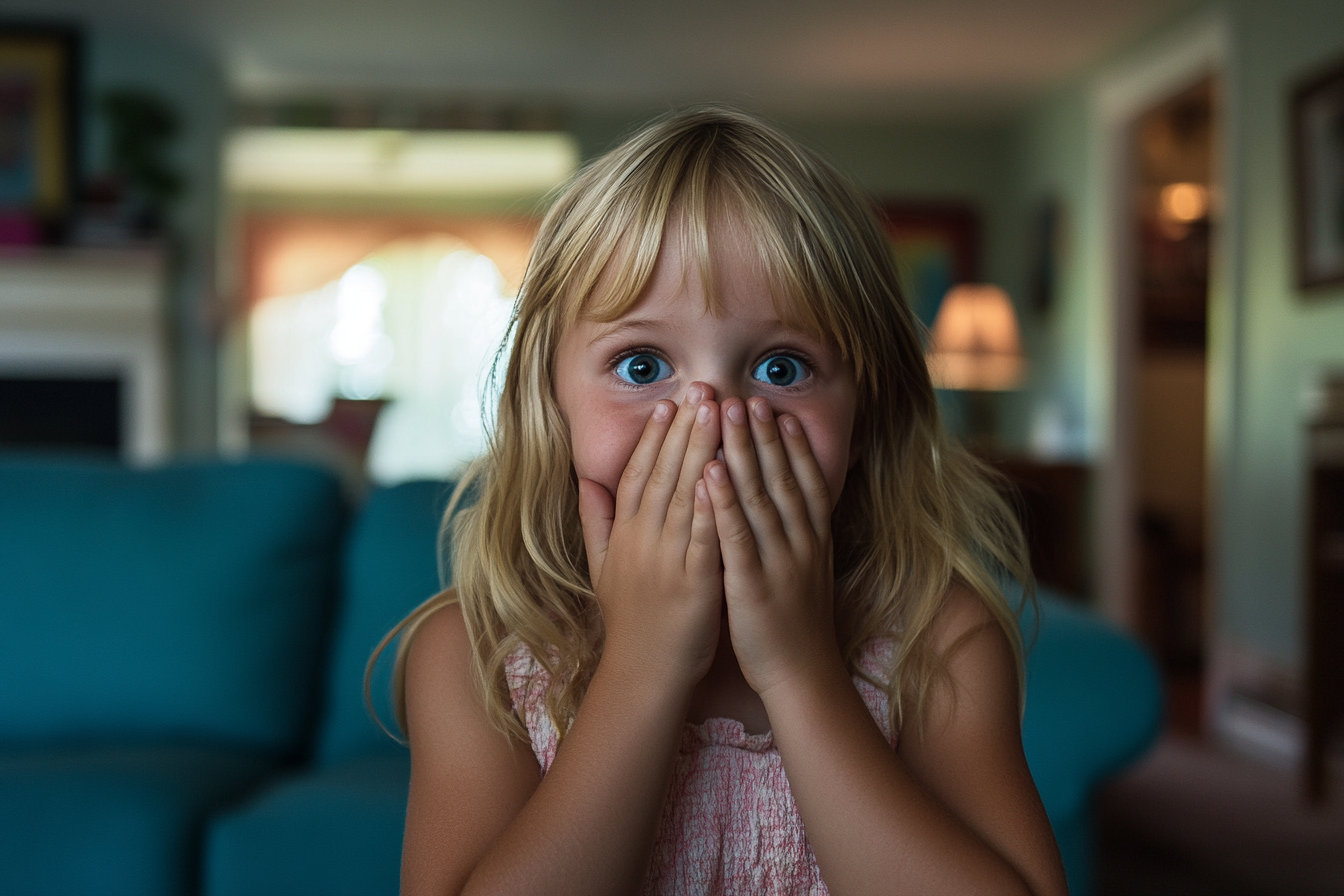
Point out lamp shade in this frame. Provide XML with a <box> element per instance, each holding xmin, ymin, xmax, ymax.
<box><xmin>925</xmin><ymin>283</ymin><xmax>1026</xmax><ymax>391</ymax></box>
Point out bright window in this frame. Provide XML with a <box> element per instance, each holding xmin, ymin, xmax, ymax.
<box><xmin>249</xmin><ymin>235</ymin><xmax>519</xmax><ymax>483</ymax></box>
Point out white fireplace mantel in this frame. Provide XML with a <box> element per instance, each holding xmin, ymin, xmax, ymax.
<box><xmin>0</xmin><ymin>247</ymin><xmax>169</xmax><ymax>464</ymax></box>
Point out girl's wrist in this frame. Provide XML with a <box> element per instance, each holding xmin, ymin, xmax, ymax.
<box><xmin>755</xmin><ymin>648</ymin><xmax>855</xmax><ymax>731</ymax></box>
<box><xmin>594</xmin><ymin>636</ymin><xmax>701</xmax><ymax>714</ymax></box>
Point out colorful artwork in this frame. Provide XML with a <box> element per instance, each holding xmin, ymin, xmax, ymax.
<box><xmin>877</xmin><ymin>203</ymin><xmax>979</xmax><ymax>330</ymax></box>
<box><xmin>0</xmin><ymin>26</ymin><xmax>78</xmax><ymax>239</ymax></box>
<box><xmin>1294</xmin><ymin>57</ymin><xmax>1344</xmax><ymax>290</ymax></box>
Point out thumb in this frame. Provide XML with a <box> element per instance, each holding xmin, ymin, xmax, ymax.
<box><xmin>576</xmin><ymin>478</ymin><xmax>615</xmax><ymax>585</ymax></box>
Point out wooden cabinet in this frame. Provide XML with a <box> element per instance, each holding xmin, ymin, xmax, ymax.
<box><xmin>983</xmin><ymin>456</ymin><xmax>1091</xmax><ymax>598</ymax></box>
<box><xmin>1305</xmin><ymin>385</ymin><xmax>1344</xmax><ymax>803</ymax></box>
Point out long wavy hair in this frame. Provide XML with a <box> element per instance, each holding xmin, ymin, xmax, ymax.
<box><xmin>372</xmin><ymin>106</ymin><xmax>1031</xmax><ymax>743</ymax></box>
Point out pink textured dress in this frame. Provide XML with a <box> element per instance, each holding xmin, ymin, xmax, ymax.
<box><xmin>504</xmin><ymin>640</ymin><xmax>899</xmax><ymax>896</ymax></box>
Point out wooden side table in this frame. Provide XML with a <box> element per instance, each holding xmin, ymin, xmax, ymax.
<box><xmin>982</xmin><ymin>456</ymin><xmax>1091</xmax><ymax>598</ymax></box>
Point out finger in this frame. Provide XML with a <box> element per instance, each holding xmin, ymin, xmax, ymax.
<box><xmin>778</xmin><ymin>414</ymin><xmax>832</xmax><ymax>538</ymax></box>
<box><xmin>720</xmin><ymin>398</ymin><xmax>787</xmax><ymax>546</ymax></box>
<box><xmin>613</xmin><ymin>399</ymin><xmax>675</xmax><ymax>520</ymax></box>
<box><xmin>665</xmin><ymin>397</ymin><xmax>722</xmax><ymax>538</ymax></box>
<box><xmin>704</xmin><ymin>460</ymin><xmax>763</xmax><ymax>575</ymax></box>
<box><xmin>576</xmin><ymin>478</ymin><xmax>615</xmax><ymax>585</ymax></box>
<box><xmin>686</xmin><ymin>477</ymin><xmax>722</xmax><ymax>581</ymax></box>
<box><xmin>641</xmin><ymin>383</ymin><xmax>713</xmax><ymax>524</ymax></box>
<box><xmin>745</xmin><ymin>397</ymin><xmax>811</xmax><ymax>547</ymax></box>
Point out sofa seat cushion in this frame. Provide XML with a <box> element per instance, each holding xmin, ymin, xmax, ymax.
<box><xmin>204</xmin><ymin>754</ymin><xmax>410</xmax><ymax>896</ymax></box>
<box><xmin>0</xmin><ymin>746</ymin><xmax>278</xmax><ymax>896</ymax></box>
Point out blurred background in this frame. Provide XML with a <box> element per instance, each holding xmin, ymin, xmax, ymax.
<box><xmin>0</xmin><ymin>0</ymin><xmax>1342</xmax><ymax>892</ymax></box>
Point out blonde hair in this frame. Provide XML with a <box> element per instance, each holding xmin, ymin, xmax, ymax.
<box><xmin>373</xmin><ymin>106</ymin><xmax>1031</xmax><ymax>744</ymax></box>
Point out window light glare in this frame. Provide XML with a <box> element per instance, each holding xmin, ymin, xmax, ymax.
<box><xmin>226</xmin><ymin>128</ymin><xmax>579</xmax><ymax>196</ymax></box>
<box><xmin>329</xmin><ymin>265</ymin><xmax>389</xmax><ymax>364</ymax></box>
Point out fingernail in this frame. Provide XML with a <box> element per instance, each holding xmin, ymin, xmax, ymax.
<box><xmin>697</xmin><ymin>403</ymin><xmax>712</xmax><ymax>425</ymax></box>
<box><xmin>726</xmin><ymin>401</ymin><xmax>747</xmax><ymax>424</ymax></box>
<box><xmin>708</xmin><ymin>462</ymin><xmax>728</xmax><ymax>483</ymax></box>
<box><xmin>782</xmin><ymin>415</ymin><xmax>802</xmax><ymax>436</ymax></box>
<box><xmin>751</xmin><ymin>398</ymin><xmax>772</xmax><ymax>422</ymax></box>
<box><xmin>653</xmin><ymin>401</ymin><xmax>672</xmax><ymax>422</ymax></box>
<box><xmin>687</xmin><ymin>384</ymin><xmax>704</xmax><ymax>404</ymax></box>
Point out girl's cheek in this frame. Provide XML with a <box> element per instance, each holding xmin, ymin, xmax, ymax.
<box><xmin>572</xmin><ymin>402</ymin><xmax>655</xmax><ymax>494</ymax></box>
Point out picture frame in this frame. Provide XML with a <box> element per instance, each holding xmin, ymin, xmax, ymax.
<box><xmin>1292</xmin><ymin>58</ymin><xmax>1344</xmax><ymax>290</ymax></box>
<box><xmin>0</xmin><ymin>23</ymin><xmax>80</xmax><ymax>241</ymax></box>
<box><xmin>876</xmin><ymin>202</ymin><xmax>980</xmax><ymax>328</ymax></box>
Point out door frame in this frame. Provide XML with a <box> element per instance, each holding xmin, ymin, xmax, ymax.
<box><xmin>1089</xmin><ymin>11</ymin><xmax>1237</xmax><ymax>686</ymax></box>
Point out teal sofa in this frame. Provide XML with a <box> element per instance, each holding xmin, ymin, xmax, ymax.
<box><xmin>0</xmin><ymin>457</ymin><xmax>1160</xmax><ymax>896</ymax></box>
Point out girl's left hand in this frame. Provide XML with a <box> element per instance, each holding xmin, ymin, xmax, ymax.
<box><xmin>705</xmin><ymin>397</ymin><xmax>840</xmax><ymax>696</ymax></box>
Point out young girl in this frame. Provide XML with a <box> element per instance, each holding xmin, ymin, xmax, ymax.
<box><xmin>384</xmin><ymin>107</ymin><xmax>1068</xmax><ymax>896</ymax></box>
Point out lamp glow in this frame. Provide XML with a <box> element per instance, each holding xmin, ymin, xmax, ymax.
<box><xmin>925</xmin><ymin>283</ymin><xmax>1026</xmax><ymax>391</ymax></box>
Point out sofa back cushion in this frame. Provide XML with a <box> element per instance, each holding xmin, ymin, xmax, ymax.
<box><xmin>0</xmin><ymin>458</ymin><xmax>343</xmax><ymax>753</ymax></box>
<box><xmin>316</xmin><ymin>480</ymin><xmax>454</xmax><ymax>764</ymax></box>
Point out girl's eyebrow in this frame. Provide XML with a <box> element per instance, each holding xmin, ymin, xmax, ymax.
<box><xmin>586</xmin><ymin>317</ymin><xmax>670</xmax><ymax>346</ymax></box>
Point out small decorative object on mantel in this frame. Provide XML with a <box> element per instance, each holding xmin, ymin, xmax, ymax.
<box><xmin>0</xmin><ymin>22</ymin><xmax>80</xmax><ymax>246</ymax></box>
<box><xmin>70</xmin><ymin>88</ymin><xmax>184</xmax><ymax>247</ymax></box>
<box><xmin>1292</xmin><ymin>57</ymin><xmax>1344</xmax><ymax>291</ymax></box>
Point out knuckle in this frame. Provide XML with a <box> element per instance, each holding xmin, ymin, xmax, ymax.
<box><xmin>620</xmin><ymin>458</ymin><xmax>649</xmax><ymax>486</ymax></box>
<box><xmin>646</xmin><ymin>456</ymin><xmax>676</xmax><ymax>486</ymax></box>
<box><xmin>743</xmin><ymin>484</ymin><xmax>773</xmax><ymax>511</ymax></box>
<box><xmin>727</xmin><ymin>523</ymin><xmax>756</xmax><ymax>547</ymax></box>
<box><xmin>770</xmin><ymin>469</ymin><xmax>800</xmax><ymax>496</ymax></box>
<box><xmin>668</xmin><ymin>485</ymin><xmax>694</xmax><ymax>512</ymax></box>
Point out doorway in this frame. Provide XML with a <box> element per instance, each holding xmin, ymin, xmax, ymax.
<box><xmin>1129</xmin><ymin>76</ymin><xmax>1218</xmax><ymax>735</ymax></box>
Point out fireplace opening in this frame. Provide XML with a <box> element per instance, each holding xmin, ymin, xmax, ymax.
<box><xmin>0</xmin><ymin>377</ymin><xmax>123</xmax><ymax>455</ymax></box>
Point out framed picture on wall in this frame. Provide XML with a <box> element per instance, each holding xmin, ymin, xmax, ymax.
<box><xmin>0</xmin><ymin>23</ymin><xmax>80</xmax><ymax>243</ymax></box>
<box><xmin>876</xmin><ymin>202</ymin><xmax>980</xmax><ymax>328</ymax></box>
<box><xmin>1292</xmin><ymin>58</ymin><xmax>1344</xmax><ymax>290</ymax></box>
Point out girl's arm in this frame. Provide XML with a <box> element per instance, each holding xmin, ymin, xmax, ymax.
<box><xmin>760</xmin><ymin>590</ymin><xmax>1068</xmax><ymax>896</ymax></box>
<box><xmin>401</xmin><ymin>601</ymin><xmax>693</xmax><ymax>896</ymax></box>
<box><xmin>401</xmin><ymin>389</ymin><xmax>725</xmax><ymax>896</ymax></box>
<box><xmin>707</xmin><ymin>397</ymin><xmax>1068</xmax><ymax>896</ymax></box>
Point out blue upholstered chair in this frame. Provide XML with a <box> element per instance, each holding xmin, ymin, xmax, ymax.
<box><xmin>1022</xmin><ymin>591</ymin><xmax>1163</xmax><ymax>894</ymax></box>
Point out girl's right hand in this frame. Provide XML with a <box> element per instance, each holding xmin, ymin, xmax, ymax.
<box><xmin>577</xmin><ymin>383</ymin><xmax>724</xmax><ymax>689</ymax></box>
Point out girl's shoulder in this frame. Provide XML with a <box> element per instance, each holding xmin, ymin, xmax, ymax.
<box><xmin>402</xmin><ymin>590</ymin><xmax>467</xmax><ymax>668</ymax></box>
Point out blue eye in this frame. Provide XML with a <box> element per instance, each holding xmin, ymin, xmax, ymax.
<box><xmin>753</xmin><ymin>355</ymin><xmax>805</xmax><ymax>386</ymax></box>
<box><xmin>615</xmin><ymin>353</ymin><xmax>670</xmax><ymax>385</ymax></box>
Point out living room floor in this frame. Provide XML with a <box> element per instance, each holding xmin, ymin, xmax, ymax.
<box><xmin>1094</xmin><ymin>734</ymin><xmax>1344</xmax><ymax>896</ymax></box>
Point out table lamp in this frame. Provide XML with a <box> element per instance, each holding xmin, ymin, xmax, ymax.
<box><xmin>925</xmin><ymin>283</ymin><xmax>1026</xmax><ymax>448</ymax></box>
